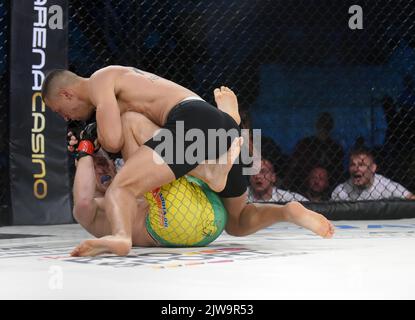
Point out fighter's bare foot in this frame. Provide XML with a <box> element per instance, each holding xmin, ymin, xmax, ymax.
<box><xmin>191</xmin><ymin>137</ymin><xmax>243</xmax><ymax>192</ymax></box>
<box><xmin>284</xmin><ymin>202</ymin><xmax>335</xmax><ymax>238</ymax></box>
<box><xmin>214</xmin><ymin>86</ymin><xmax>241</xmax><ymax>126</ymax></box>
<box><xmin>70</xmin><ymin>235</ymin><xmax>132</xmax><ymax>257</ymax></box>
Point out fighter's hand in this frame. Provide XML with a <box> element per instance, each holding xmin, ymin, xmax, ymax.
<box><xmin>67</xmin><ymin>120</ymin><xmax>85</xmax><ymax>160</ymax></box>
<box><xmin>77</xmin><ymin>122</ymin><xmax>100</xmax><ymax>160</ymax></box>
<box><xmin>67</xmin><ymin>131</ymin><xmax>79</xmax><ymax>154</ymax></box>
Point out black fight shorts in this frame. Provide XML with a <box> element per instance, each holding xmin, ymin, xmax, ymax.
<box><xmin>144</xmin><ymin>99</ymin><xmax>247</xmax><ymax>198</ymax></box>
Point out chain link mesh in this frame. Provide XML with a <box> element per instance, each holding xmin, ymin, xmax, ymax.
<box><xmin>0</xmin><ymin>0</ymin><xmax>10</xmax><ymax>224</ymax></box>
<box><xmin>69</xmin><ymin>0</ymin><xmax>415</xmax><ymax>203</ymax></box>
<box><xmin>1</xmin><ymin>1</ymin><xmax>414</xmax><ymax>217</ymax></box>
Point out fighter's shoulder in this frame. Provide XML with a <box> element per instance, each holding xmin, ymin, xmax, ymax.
<box><xmin>90</xmin><ymin>65</ymin><xmax>130</xmax><ymax>82</ymax></box>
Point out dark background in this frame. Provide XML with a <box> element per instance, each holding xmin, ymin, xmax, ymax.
<box><xmin>1</xmin><ymin>0</ymin><xmax>415</xmax><ymax>223</ymax></box>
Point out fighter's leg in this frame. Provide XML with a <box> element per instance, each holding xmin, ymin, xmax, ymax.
<box><xmin>120</xmin><ymin>112</ymin><xmax>161</xmax><ymax>161</ymax></box>
<box><xmin>222</xmin><ymin>195</ymin><xmax>335</xmax><ymax>238</ymax></box>
<box><xmin>75</xmin><ymin>91</ymin><xmax>243</xmax><ymax>256</ymax></box>
<box><xmin>187</xmin><ymin>137</ymin><xmax>243</xmax><ymax>192</ymax></box>
<box><xmin>214</xmin><ymin>86</ymin><xmax>334</xmax><ymax>237</ymax></box>
<box><xmin>73</xmin><ymin>145</ymin><xmax>176</xmax><ymax>256</ymax></box>
<box><xmin>196</xmin><ymin>85</ymin><xmax>245</xmax><ymax>191</ymax></box>
<box><xmin>121</xmin><ymin>111</ymin><xmax>242</xmax><ymax>192</ymax></box>
<box><xmin>214</xmin><ymin>86</ymin><xmax>241</xmax><ymax>126</ymax></box>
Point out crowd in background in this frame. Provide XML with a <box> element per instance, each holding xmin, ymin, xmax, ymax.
<box><xmin>246</xmin><ymin>76</ymin><xmax>415</xmax><ymax>203</ymax></box>
<box><xmin>1</xmin><ymin>1</ymin><xmax>415</xmax><ymax>213</ymax></box>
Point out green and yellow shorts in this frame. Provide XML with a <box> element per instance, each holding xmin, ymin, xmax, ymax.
<box><xmin>144</xmin><ymin>176</ymin><xmax>228</xmax><ymax>247</ymax></box>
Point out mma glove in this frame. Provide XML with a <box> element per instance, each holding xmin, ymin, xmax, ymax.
<box><xmin>76</xmin><ymin>122</ymin><xmax>100</xmax><ymax>160</ymax></box>
<box><xmin>67</xmin><ymin>120</ymin><xmax>84</xmax><ymax>159</ymax></box>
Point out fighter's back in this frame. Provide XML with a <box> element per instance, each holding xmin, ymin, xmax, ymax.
<box><xmin>91</xmin><ymin>65</ymin><xmax>200</xmax><ymax>126</ymax></box>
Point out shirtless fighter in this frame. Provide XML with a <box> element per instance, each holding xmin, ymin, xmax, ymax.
<box><xmin>42</xmin><ymin>66</ymin><xmax>335</xmax><ymax>256</ymax></box>
<box><xmin>71</xmin><ymin>116</ymin><xmax>242</xmax><ymax>253</ymax></box>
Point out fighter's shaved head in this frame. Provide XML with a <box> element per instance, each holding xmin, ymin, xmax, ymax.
<box><xmin>41</xmin><ymin>69</ymin><xmax>79</xmax><ymax>101</ymax></box>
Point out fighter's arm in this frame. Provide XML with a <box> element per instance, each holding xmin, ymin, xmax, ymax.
<box><xmin>72</xmin><ymin>156</ymin><xmax>111</xmax><ymax>237</ymax></box>
<box><xmin>72</xmin><ymin>156</ymin><xmax>99</xmax><ymax>228</ymax></box>
<box><xmin>89</xmin><ymin>70</ymin><xmax>124</xmax><ymax>153</ymax></box>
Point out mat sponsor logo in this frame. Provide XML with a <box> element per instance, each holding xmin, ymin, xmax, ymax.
<box><xmin>59</xmin><ymin>247</ymin><xmax>309</xmax><ymax>269</ymax></box>
<box><xmin>48</xmin><ymin>265</ymin><xmax>63</xmax><ymax>290</ymax></box>
<box><xmin>2</xmin><ymin>223</ymin><xmax>415</xmax><ymax>262</ymax></box>
<box><xmin>0</xmin><ymin>244</ymin><xmax>72</xmax><ymax>259</ymax></box>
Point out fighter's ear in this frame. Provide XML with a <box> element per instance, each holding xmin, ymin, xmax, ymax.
<box><xmin>371</xmin><ymin>163</ymin><xmax>377</xmax><ymax>173</ymax></box>
<box><xmin>59</xmin><ymin>88</ymin><xmax>73</xmax><ymax>100</ymax></box>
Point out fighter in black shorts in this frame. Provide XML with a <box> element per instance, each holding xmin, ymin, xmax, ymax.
<box><xmin>42</xmin><ymin>66</ymin><xmax>335</xmax><ymax>256</ymax></box>
<box><xmin>144</xmin><ymin>97</ymin><xmax>246</xmax><ymax>198</ymax></box>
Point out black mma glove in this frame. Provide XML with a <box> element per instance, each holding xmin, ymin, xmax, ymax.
<box><xmin>67</xmin><ymin>120</ymin><xmax>84</xmax><ymax>159</ymax></box>
<box><xmin>76</xmin><ymin>122</ymin><xmax>100</xmax><ymax>160</ymax></box>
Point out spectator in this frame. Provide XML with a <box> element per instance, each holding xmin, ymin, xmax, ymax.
<box><xmin>287</xmin><ymin>112</ymin><xmax>344</xmax><ymax>193</ymax></box>
<box><xmin>305</xmin><ymin>166</ymin><xmax>331</xmax><ymax>202</ymax></box>
<box><xmin>331</xmin><ymin>148</ymin><xmax>415</xmax><ymax>200</ymax></box>
<box><xmin>248</xmin><ymin>159</ymin><xmax>308</xmax><ymax>202</ymax></box>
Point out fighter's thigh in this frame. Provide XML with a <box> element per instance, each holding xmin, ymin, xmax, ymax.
<box><xmin>121</xmin><ymin>112</ymin><xmax>162</xmax><ymax>159</ymax></box>
<box><xmin>111</xmin><ymin>144</ymin><xmax>176</xmax><ymax>197</ymax></box>
<box><xmin>121</xmin><ymin>112</ymin><xmax>161</xmax><ymax>145</ymax></box>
